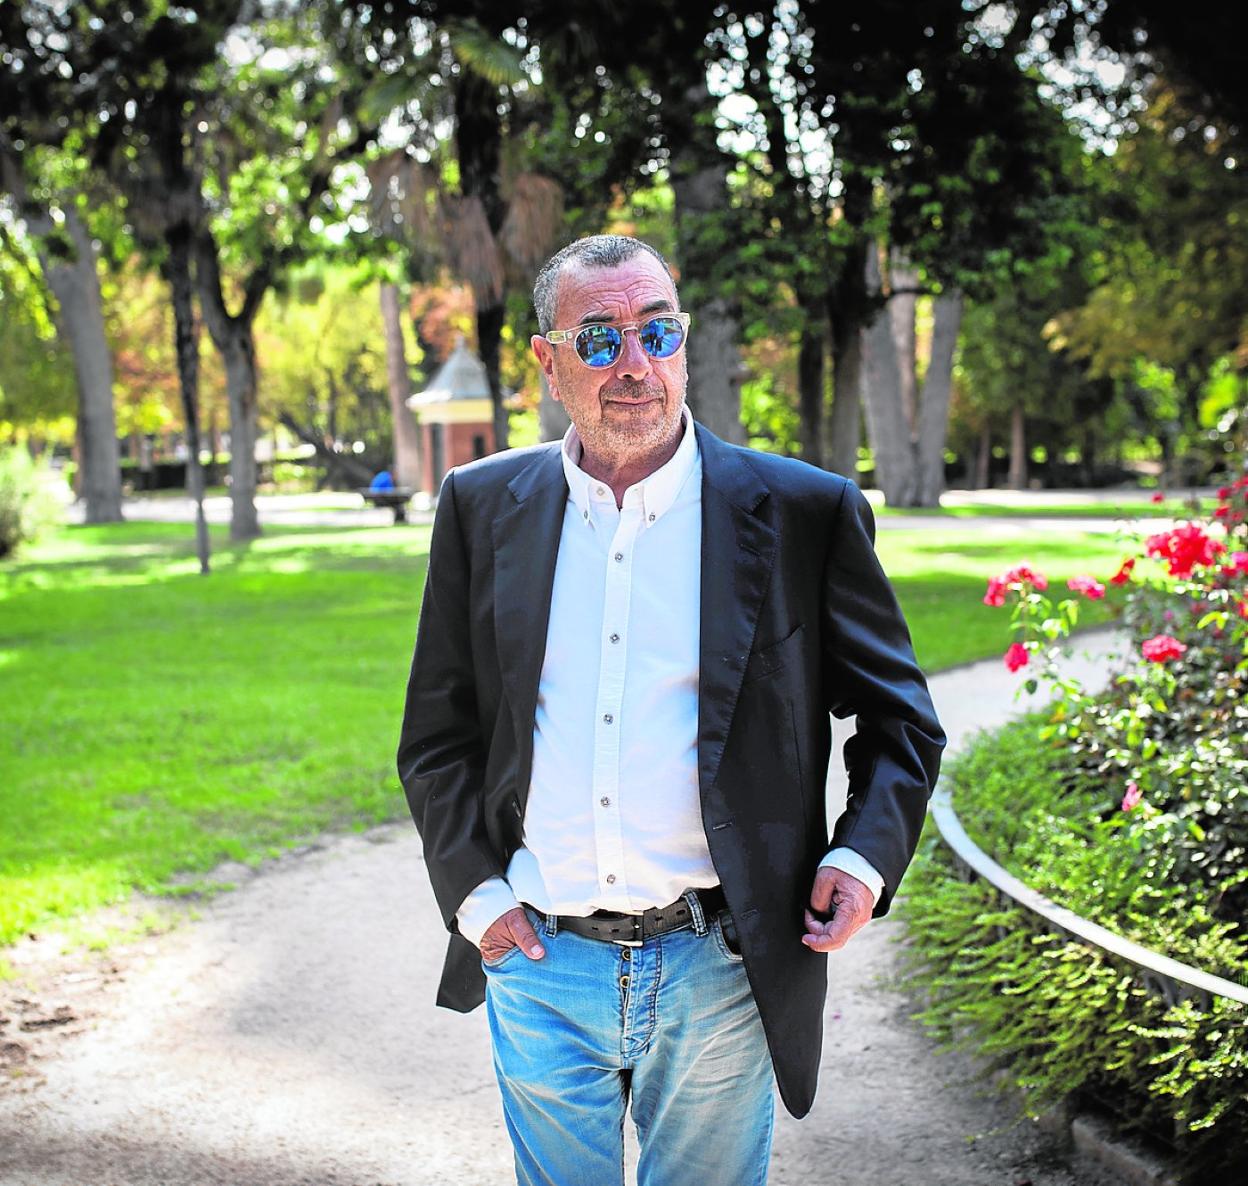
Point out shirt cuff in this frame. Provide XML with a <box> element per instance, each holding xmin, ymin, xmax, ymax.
<box><xmin>818</xmin><ymin>847</ymin><xmax>885</xmax><ymax>906</ymax></box>
<box><xmin>455</xmin><ymin>876</ymin><xmax>522</xmax><ymax>947</ymax></box>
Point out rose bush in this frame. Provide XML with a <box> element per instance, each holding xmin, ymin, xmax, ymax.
<box><xmin>904</xmin><ymin>478</ymin><xmax>1248</xmax><ymax>1179</ymax></box>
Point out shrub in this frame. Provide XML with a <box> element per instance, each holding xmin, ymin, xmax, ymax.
<box><xmin>0</xmin><ymin>446</ymin><xmax>61</xmax><ymax>559</ymax></box>
<box><xmin>905</xmin><ymin>478</ymin><xmax>1248</xmax><ymax>1181</ymax></box>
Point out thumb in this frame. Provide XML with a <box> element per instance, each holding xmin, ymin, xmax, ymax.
<box><xmin>509</xmin><ymin>910</ymin><xmax>546</xmax><ymax>960</ymax></box>
<box><xmin>809</xmin><ymin>867</ymin><xmax>836</xmax><ymax>915</ymax></box>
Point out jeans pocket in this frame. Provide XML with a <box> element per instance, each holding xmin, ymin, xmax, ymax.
<box><xmin>482</xmin><ymin>942</ymin><xmax>526</xmax><ymax>970</ymax></box>
<box><xmin>712</xmin><ymin>912</ymin><xmax>745</xmax><ymax>962</ymax></box>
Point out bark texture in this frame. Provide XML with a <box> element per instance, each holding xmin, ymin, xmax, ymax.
<box><xmin>379</xmin><ymin>283</ymin><xmax>424</xmax><ymax>487</ymax></box>
<box><xmin>859</xmin><ymin>244</ymin><xmax>913</xmax><ymax>505</ymax></box>
<box><xmin>826</xmin><ymin>324</ymin><xmax>863</xmax><ymax>480</ymax></box>
<box><xmin>888</xmin><ymin>249</ymin><xmax>920</xmax><ymax>433</ymax></box>
<box><xmin>1009</xmin><ymin>402</ymin><xmax>1028</xmax><ymax>490</ymax></box>
<box><xmin>196</xmin><ymin>232</ymin><xmax>260</xmax><ymax>540</ymax></box>
<box><xmin>668</xmin><ymin>79</ymin><xmax>744</xmax><ymax>445</ymax></box>
<box><xmin>35</xmin><ymin>204</ymin><xmax>124</xmax><ymax>523</ymax></box>
<box><xmin>911</xmin><ymin>290</ymin><xmax>963</xmax><ymax>507</ymax></box>
<box><xmin>164</xmin><ymin>226</ymin><xmax>211</xmax><ymax>574</ymax></box>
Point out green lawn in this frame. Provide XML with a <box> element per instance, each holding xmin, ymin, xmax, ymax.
<box><xmin>1</xmin><ymin>516</ymin><xmax>1130</xmax><ymax>947</ymax></box>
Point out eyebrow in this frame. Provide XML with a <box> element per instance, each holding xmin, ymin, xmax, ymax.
<box><xmin>575</xmin><ymin>298</ymin><xmax>675</xmax><ymax>326</ymax></box>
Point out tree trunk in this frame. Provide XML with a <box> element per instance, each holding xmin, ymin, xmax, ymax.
<box><xmin>379</xmin><ymin>282</ymin><xmax>424</xmax><ymax>486</ymax></box>
<box><xmin>477</xmin><ymin>302</ymin><xmax>509</xmax><ymax>452</ymax></box>
<box><xmin>537</xmin><ymin>366</ymin><xmax>569</xmax><ymax>442</ymax></box>
<box><xmin>975</xmin><ymin>424</ymin><xmax>991</xmax><ymax>489</ymax></box>
<box><xmin>888</xmin><ymin>248</ymin><xmax>919</xmax><ymax>434</ymax></box>
<box><xmin>1009</xmin><ymin>403</ymin><xmax>1027</xmax><ymax>491</ymax></box>
<box><xmin>826</xmin><ymin>321</ymin><xmax>862</xmax><ymax>479</ymax></box>
<box><xmin>667</xmin><ymin>78</ymin><xmax>744</xmax><ymax>444</ymax></box>
<box><xmin>31</xmin><ymin>204</ymin><xmax>124</xmax><ymax>523</ymax></box>
<box><xmin>163</xmin><ymin>226</ymin><xmax>211</xmax><ymax>574</ymax></box>
<box><xmin>220</xmin><ymin>332</ymin><xmax>261</xmax><ymax>539</ymax></box>
<box><xmin>910</xmin><ymin>290</ymin><xmax>963</xmax><ymax>507</ymax></box>
<box><xmin>195</xmin><ymin>232</ymin><xmax>260</xmax><ymax>540</ymax></box>
<box><xmin>796</xmin><ymin>316</ymin><xmax>825</xmax><ymax>467</ymax></box>
<box><xmin>454</xmin><ymin>69</ymin><xmax>509</xmax><ymax>453</ymax></box>
<box><xmin>860</xmin><ymin>244</ymin><xmax>913</xmax><ymax>506</ymax></box>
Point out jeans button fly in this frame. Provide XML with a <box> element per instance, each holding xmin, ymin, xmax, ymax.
<box><xmin>619</xmin><ymin>974</ymin><xmax>630</xmax><ymax>989</ymax></box>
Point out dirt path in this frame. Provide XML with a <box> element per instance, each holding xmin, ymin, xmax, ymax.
<box><xmin>1</xmin><ymin>640</ymin><xmax>1125</xmax><ymax>1186</ymax></box>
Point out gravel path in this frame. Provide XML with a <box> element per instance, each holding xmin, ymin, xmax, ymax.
<box><xmin>0</xmin><ymin>637</ymin><xmax>1126</xmax><ymax>1186</ymax></box>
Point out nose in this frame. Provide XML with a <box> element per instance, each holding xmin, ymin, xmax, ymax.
<box><xmin>614</xmin><ymin>325</ymin><xmax>653</xmax><ymax>380</ymax></box>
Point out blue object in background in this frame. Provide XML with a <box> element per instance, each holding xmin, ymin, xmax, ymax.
<box><xmin>370</xmin><ymin>470</ymin><xmax>396</xmax><ymax>492</ymax></box>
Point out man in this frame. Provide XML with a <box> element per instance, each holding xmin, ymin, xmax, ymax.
<box><xmin>397</xmin><ymin>235</ymin><xmax>944</xmax><ymax>1185</ymax></box>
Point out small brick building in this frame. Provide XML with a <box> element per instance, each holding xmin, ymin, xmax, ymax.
<box><xmin>406</xmin><ymin>335</ymin><xmax>497</xmax><ymax>497</ymax></box>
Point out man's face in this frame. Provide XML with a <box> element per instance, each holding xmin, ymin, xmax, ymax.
<box><xmin>531</xmin><ymin>253</ymin><xmax>688</xmax><ymax>466</ymax></box>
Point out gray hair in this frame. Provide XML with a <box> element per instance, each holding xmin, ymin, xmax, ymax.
<box><xmin>533</xmin><ymin>235</ymin><xmax>678</xmax><ymax>334</ymax></box>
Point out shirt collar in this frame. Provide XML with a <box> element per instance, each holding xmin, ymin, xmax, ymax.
<box><xmin>561</xmin><ymin>404</ymin><xmax>698</xmax><ymax>527</ymax></box>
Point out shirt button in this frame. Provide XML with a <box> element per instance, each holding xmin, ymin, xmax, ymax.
<box><xmin>609</xmin><ymin>632</ymin><xmax>620</xmax><ymax>644</ymax></box>
<box><xmin>606</xmin><ymin>873</ymin><xmax>617</xmax><ymax>885</ymax></box>
<box><xmin>600</xmin><ymin>796</ymin><xmax>610</xmax><ymax>807</ymax></box>
<box><xmin>603</xmin><ymin>713</ymin><xmax>613</xmax><ymax>724</ymax></box>
<box><xmin>614</xmin><ymin>552</ymin><xmax>623</xmax><ymax>562</ymax></box>
<box><xmin>648</xmin><ymin>513</ymin><xmax>656</xmax><ymax>522</ymax></box>
<box><xmin>596</xmin><ymin>485</ymin><xmax>605</xmax><ymax>495</ymax></box>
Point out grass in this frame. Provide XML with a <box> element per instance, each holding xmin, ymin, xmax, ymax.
<box><xmin>1</xmin><ymin>514</ymin><xmax>1136</xmax><ymax>948</ymax></box>
<box><xmin>2</xmin><ymin>520</ymin><xmax>427</xmax><ymax>948</ymax></box>
<box><xmin>877</xmin><ymin>527</ymin><xmax>1128</xmax><ymax>671</ymax></box>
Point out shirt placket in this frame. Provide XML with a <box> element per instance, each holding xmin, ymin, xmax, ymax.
<box><xmin>591</xmin><ymin>495</ymin><xmax>642</xmax><ymax>903</ymax></box>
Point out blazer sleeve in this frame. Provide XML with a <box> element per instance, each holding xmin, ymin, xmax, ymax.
<box><xmin>821</xmin><ymin>480</ymin><xmax>946</xmax><ymax>915</ymax></box>
<box><xmin>396</xmin><ymin>469</ymin><xmax>505</xmax><ymax>933</ymax></box>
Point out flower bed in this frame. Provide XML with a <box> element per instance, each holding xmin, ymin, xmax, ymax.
<box><xmin>902</xmin><ymin>478</ymin><xmax>1248</xmax><ymax>1182</ymax></box>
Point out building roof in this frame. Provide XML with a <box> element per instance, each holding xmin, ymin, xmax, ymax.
<box><xmin>408</xmin><ymin>334</ymin><xmax>489</xmax><ymax>406</ymax></box>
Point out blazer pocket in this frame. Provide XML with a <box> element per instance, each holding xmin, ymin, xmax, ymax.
<box><xmin>742</xmin><ymin>623</ymin><xmax>805</xmax><ymax>685</ymax></box>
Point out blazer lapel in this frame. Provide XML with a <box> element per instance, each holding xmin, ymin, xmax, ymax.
<box><xmin>696</xmin><ymin>424</ymin><xmax>777</xmax><ymax>799</ymax></box>
<box><xmin>492</xmin><ymin>447</ymin><xmax>566</xmax><ymax>794</ymax></box>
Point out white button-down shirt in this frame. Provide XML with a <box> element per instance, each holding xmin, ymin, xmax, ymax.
<box><xmin>456</xmin><ymin>408</ymin><xmax>882</xmax><ymax>945</ymax></box>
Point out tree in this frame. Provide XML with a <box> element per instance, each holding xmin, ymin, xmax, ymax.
<box><xmin>0</xmin><ymin>5</ymin><xmax>124</xmax><ymax>522</ymax></box>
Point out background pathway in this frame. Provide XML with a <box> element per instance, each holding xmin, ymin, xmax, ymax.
<box><xmin>0</xmin><ymin>635</ymin><xmax>1125</xmax><ymax>1186</ymax></box>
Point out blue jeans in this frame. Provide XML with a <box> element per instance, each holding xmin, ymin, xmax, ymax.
<box><xmin>482</xmin><ymin>897</ymin><xmax>775</xmax><ymax>1186</ymax></box>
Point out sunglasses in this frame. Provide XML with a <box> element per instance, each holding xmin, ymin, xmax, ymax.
<box><xmin>544</xmin><ymin>312</ymin><xmax>691</xmax><ymax>369</ymax></box>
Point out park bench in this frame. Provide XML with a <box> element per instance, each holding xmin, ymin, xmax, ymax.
<box><xmin>358</xmin><ymin>487</ymin><xmax>415</xmax><ymax>523</ymax></box>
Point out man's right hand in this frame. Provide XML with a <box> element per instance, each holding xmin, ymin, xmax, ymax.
<box><xmin>479</xmin><ymin>906</ymin><xmax>546</xmax><ymax>963</ymax></box>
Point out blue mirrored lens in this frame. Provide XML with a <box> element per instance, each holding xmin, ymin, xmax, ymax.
<box><xmin>575</xmin><ymin>324</ymin><xmax>623</xmax><ymax>367</ymax></box>
<box><xmin>640</xmin><ymin>316</ymin><xmax>685</xmax><ymax>359</ymax></box>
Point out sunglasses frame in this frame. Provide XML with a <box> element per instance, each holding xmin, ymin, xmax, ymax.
<box><xmin>544</xmin><ymin>312</ymin><xmax>692</xmax><ymax>369</ymax></box>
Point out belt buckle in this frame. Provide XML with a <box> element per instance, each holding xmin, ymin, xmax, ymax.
<box><xmin>611</xmin><ymin>914</ymin><xmax>643</xmax><ymax>948</ymax></box>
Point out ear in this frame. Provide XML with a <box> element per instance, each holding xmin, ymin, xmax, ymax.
<box><xmin>531</xmin><ymin>334</ymin><xmax>563</xmax><ymax>403</ymax></box>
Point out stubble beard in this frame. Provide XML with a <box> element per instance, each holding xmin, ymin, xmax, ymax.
<box><xmin>577</xmin><ymin>377</ymin><xmax>686</xmax><ymax>471</ymax></box>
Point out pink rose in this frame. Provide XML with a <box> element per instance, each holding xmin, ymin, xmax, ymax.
<box><xmin>1121</xmin><ymin>782</ymin><xmax>1142</xmax><ymax>812</ymax></box>
<box><xmin>1141</xmin><ymin>635</ymin><xmax>1187</xmax><ymax>663</ymax></box>
<box><xmin>1066</xmin><ymin>575</ymin><xmax>1106</xmax><ymax>600</ymax></box>
<box><xmin>1004</xmin><ymin>642</ymin><xmax>1029</xmax><ymax>672</ymax></box>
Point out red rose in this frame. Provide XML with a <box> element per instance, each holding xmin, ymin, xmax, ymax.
<box><xmin>1145</xmin><ymin>524</ymin><xmax>1225</xmax><ymax>579</ymax></box>
<box><xmin>1141</xmin><ymin>634</ymin><xmax>1187</xmax><ymax>663</ymax></box>
<box><xmin>1067</xmin><ymin>575</ymin><xmax>1106</xmax><ymax>600</ymax></box>
<box><xmin>983</xmin><ymin>576</ymin><xmax>1007</xmax><ymax>607</ymax></box>
<box><xmin>1218</xmin><ymin>486</ymin><xmax>1232</xmax><ymax>499</ymax></box>
<box><xmin>1237</xmin><ymin>600</ymin><xmax>1248</xmax><ymax>620</ymax></box>
<box><xmin>1151</xmin><ymin>492</ymin><xmax>1165</xmax><ymax>504</ymax></box>
<box><xmin>1004</xmin><ymin>642</ymin><xmax>1029</xmax><ymax>672</ymax></box>
<box><xmin>1109</xmin><ymin>557</ymin><xmax>1136</xmax><ymax>585</ymax></box>
<box><xmin>1121</xmin><ymin>781</ymin><xmax>1142</xmax><ymax>812</ymax></box>
<box><xmin>1003</xmin><ymin>563</ymin><xmax>1048</xmax><ymax>591</ymax></box>
<box><xmin>1226</xmin><ymin>551</ymin><xmax>1248</xmax><ymax>575</ymax></box>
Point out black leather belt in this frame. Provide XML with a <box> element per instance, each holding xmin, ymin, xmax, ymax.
<box><xmin>525</xmin><ymin>886</ymin><xmax>728</xmax><ymax>946</ymax></box>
